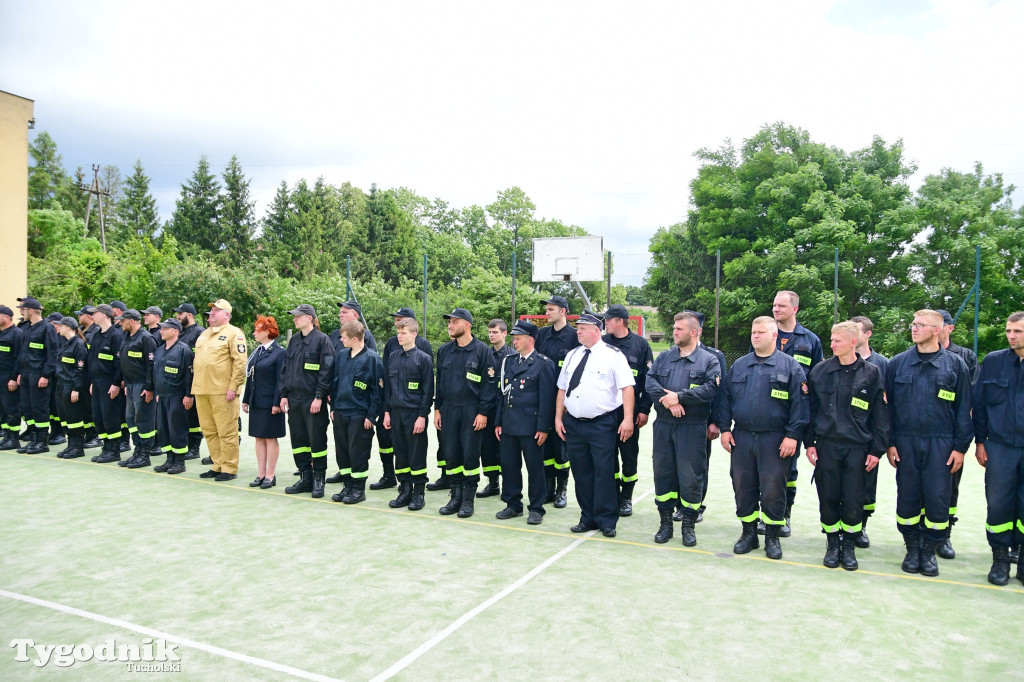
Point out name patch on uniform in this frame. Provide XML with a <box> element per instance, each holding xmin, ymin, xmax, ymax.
<box><xmin>98</xmin><ymin>353</ymin><xmax>114</xmax><ymax>361</ymax></box>
<box><xmin>354</xmin><ymin>380</ymin><xmax>367</xmax><ymax>390</ymax></box>
<box><xmin>0</xmin><ymin>345</ymin><xmax>9</xmax><ymax>352</ymax></box>
<box><xmin>632</xmin><ymin>369</ymin><xmax>639</xmax><ymax>376</ymax></box>
<box><xmin>29</xmin><ymin>342</ymin><xmax>44</xmax><ymax>350</ymax></box>
<box><xmin>165</xmin><ymin>366</ymin><xmax>178</xmax><ymax>374</ymax></box>
<box><xmin>218</xmin><ymin>335</ymin><xmax>227</xmax><ymax>340</ymax></box>
<box><xmin>558</xmin><ymin>360</ymin><xmax>564</xmax><ymax>367</ymax></box>
<box><xmin>61</xmin><ymin>356</ymin><xmax>75</xmax><ymax>364</ymax></box>
<box><xmin>794</xmin><ymin>354</ymin><xmax>811</xmax><ymax>366</ymax></box>
<box><xmin>770</xmin><ymin>389</ymin><xmax>789</xmax><ymax>400</ymax></box>
<box><xmin>689</xmin><ymin>383</ymin><xmax>700</xmax><ymax>388</ymax></box>
<box><xmin>304</xmin><ymin>363</ymin><xmax>320</xmax><ymax>371</ymax></box>
<box><xmin>937</xmin><ymin>389</ymin><xmax>955</xmax><ymax>401</ymax></box>
<box><xmin>408</xmin><ymin>382</ymin><xmax>419</xmax><ymax>390</ymax></box>
<box><xmin>466</xmin><ymin>372</ymin><xmax>481</xmax><ymax>383</ymax></box>
<box><xmin>128</xmin><ymin>351</ymin><xmax>142</xmax><ymax>358</ymax></box>
<box><xmin>851</xmin><ymin>397</ymin><xmax>869</xmax><ymax>410</ymax></box>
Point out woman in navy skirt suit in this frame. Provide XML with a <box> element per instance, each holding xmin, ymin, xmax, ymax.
<box><xmin>242</xmin><ymin>315</ymin><xmax>286</xmax><ymax>488</ymax></box>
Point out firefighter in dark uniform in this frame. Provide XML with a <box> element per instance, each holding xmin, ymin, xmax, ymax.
<box><xmin>851</xmin><ymin>315</ymin><xmax>889</xmax><ymax>549</ymax></box>
<box><xmin>45</xmin><ymin>311</ymin><xmax>67</xmax><ymax>446</ymax></box>
<box><xmin>804</xmin><ymin>321</ymin><xmax>888</xmax><ymax>571</ymax></box>
<box><xmin>480</xmin><ymin>319</ymin><xmax>515</xmax><ymax>498</ymax></box>
<box><xmin>76</xmin><ymin>305</ymin><xmax>102</xmax><ymax>450</ymax></box>
<box><xmin>645</xmin><ymin>312</ymin><xmax>721</xmax><ymax>547</ymax></box>
<box><xmin>152</xmin><ymin>318</ymin><xmax>194</xmax><ymax>475</ymax></box>
<box><xmin>369</xmin><ymin>307</ymin><xmax>433</xmax><ymax>491</ymax></box>
<box><xmin>174</xmin><ymin>303</ymin><xmax>205</xmax><ymax>459</ymax></box>
<box><xmin>434</xmin><ymin>308</ymin><xmax>497</xmax><ymax>518</ymax></box>
<box><xmin>494</xmin><ymin>320</ymin><xmax>555</xmax><ymax>525</ymax></box>
<box><xmin>770</xmin><ymin>290</ymin><xmax>823</xmax><ymax>537</ymax></box>
<box><xmin>328</xmin><ymin>319</ymin><xmax>384</xmax><ymax>505</ymax></box>
<box><xmin>536</xmin><ymin>295</ymin><xmax>580</xmax><ymax>509</ymax></box>
<box><xmin>972</xmin><ymin>311</ymin><xmax>1024</xmax><ymax>585</ymax></box>
<box><xmin>383</xmin><ymin>318</ymin><xmax>434</xmax><ymax>511</ymax></box>
<box><xmin>143</xmin><ymin>306</ymin><xmax>164</xmax><ymax>341</ymax></box>
<box><xmin>0</xmin><ymin>305</ymin><xmax>24</xmax><ymax>451</ymax></box>
<box><xmin>108</xmin><ymin>301</ymin><xmax>132</xmax><ymax>454</ymax></box>
<box><xmin>326</xmin><ymin>300</ymin><xmax>377</xmax><ymax>485</ymax></box>
<box><xmin>117</xmin><ymin>310</ymin><xmax>158</xmax><ymax>469</ymax></box>
<box><xmin>15</xmin><ymin>297</ymin><xmax>59</xmax><ymax>454</ymax></box>
<box><xmin>935</xmin><ymin>309</ymin><xmax>980</xmax><ymax>560</ymax></box>
<box><xmin>53</xmin><ymin>317</ymin><xmax>89</xmax><ymax>460</ymax></box>
<box><xmin>684</xmin><ymin>310</ymin><xmax>728</xmax><ymax>524</ymax></box>
<box><xmin>85</xmin><ymin>304</ymin><xmax>125</xmax><ymax>463</ymax></box>
<box><xmin>715</xmin><ymin>316</ymin><xmax>809</xmax><ymax>560</ymax></box>
<box><xmin>279</xmin><ymin>304</ymin><xmax>334</xmax><ymax>498</ymax></box>
<box><xmin>885</xmin><ymin>309</ymin><xmax>973</xmax><ymax>577</ymax></box>
<box><xmin>602</xmin><ymin>304</ymin><xmax>653</xmax><ymax>517</ymax></box>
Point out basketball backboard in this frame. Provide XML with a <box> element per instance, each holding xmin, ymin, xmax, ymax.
<box><xmin>531</xmin><ymin>236</ymin><xmax>604</xmax><ymax>282</ymax></box>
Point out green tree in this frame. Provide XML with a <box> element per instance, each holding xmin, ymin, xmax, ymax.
<box><xmin>167</xmin><ymin>155</ymin><xmax>223</xmax><ymax>253</ymax></box>
<box><xmin>486</xmin><ymin>187</ymin><xmax>536</xmax><ymax>275</ymax></box>
<box><xmin>220</xmin><ymin>155</ymin><xmax>257</xmax><ymax>261</ymax></box>
<box><xmin>28</xmin><ymin>131</ymin><xmax>68</xmax><ymax>210</ymax></box>
<box><xmin>114</xmin><ymin>160</ymin><xmax>160</xmax><ymax>242</ymax></box>
<box><xmin>366</xmin><ymin>185</ymin><xmax>418</xmax><ymax>287</ymax></box>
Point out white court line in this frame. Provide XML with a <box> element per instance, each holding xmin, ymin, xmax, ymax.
<box><xmin>0</xmin><ymin>588</ymin><xmax>343</xmax><ymax>682</ymax></box>
<box><xmin>370</xmin><ymin>486</ymin><xmax>656</xmax><ymax>682</ymax></box>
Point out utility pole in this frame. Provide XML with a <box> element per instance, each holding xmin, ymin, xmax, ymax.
<box><xmin>79</xmin><ymin>164</ymin><xmax>110</xmax><ymax>251</ymax></box>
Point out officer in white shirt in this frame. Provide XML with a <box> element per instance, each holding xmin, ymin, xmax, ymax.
<box><xmin>555</xmin><ymin>313</ymin><xmax>636</xmax><ymax>537</ymax></box>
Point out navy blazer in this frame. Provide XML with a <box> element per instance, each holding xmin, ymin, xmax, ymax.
<box><xmin>242</xmin><ymin>341</ymin><xmax>285</xmax><ymax>409</ymax></box>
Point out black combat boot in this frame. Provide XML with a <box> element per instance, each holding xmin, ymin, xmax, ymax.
<box><xmin>680</xmin><ymin>514</ymin><xmax>697</xmax><ymax>547</ymax></box>
<box><xmin>654</xmin><ymin>507</ymin><xmax>673</xmax><ymax>544</ymax></box>
<box><xmin>311</xmin><ymin>470</ymin><xmax>326</xmax><ymax>499</ymax></box>
<box><xmin>118</xmin><ymin>447</ymin><xmax>137</xmax><ymax>467</ymax></box>
<box><xmin>937</xmin><ymin>526</ymin><xmax>955</xmax><ymax>560</ymax></box>
<box><xmin>840</xmin><ymin>534</ymin><xmax>858</xmax><ymax>571</ymax></box>
<box><xmin>286</xmin><ymin>469</ymin><xmax>314</xmax><ymax>494</ymax></box>
<box><xmin>458</xmin><ymin>482</ymin><xmax>477</xmax><ymax>518</ymax></box>
<box><xmin>370</xmin><ymin>474</ymin><xmax>398</xmax><ymax>490</ymax></box>
<box><xmin>733</xmin><ymin>521</ymin><xmax>760</xmax><ymax>554</ymax></box>
<box><xmin>26</xmin><ymin>430</ymin><xmax>50</xmax><ymax>454</ymax></box>
<box><xmin>154</xmin><ymin>453</ymin><xmax>173</xmax><ymax>472</ymax></box>
<box><xmin>342</xmin><ymin>480</ymin><xmax>366</xmax><ymax>505</ymax></box>
<box><xmin>901</xmin><ymin>535</ymin><xmax>922</xmax><ymax>573</ymax></box>
<box><xmin>554</xmin><ymin>478</ymin><xmax>568</xmax><ymax>509</ymax></box>
<box><xmin>856</xmin><ymin>512</ymin><xmax>871</xmax><ymax>549</ymax></box>
<box><xmin>119</xmin><ymin>434</ymin><xmax>131</xmax><ymax>453</ymax></box>
<box><xmin>779</xmin><ymin>504</ymin><xmax>792</xmax><ymax>538</ymax></box>
<box><xmin>919</xmin><ymin>538</ymin><xmax>939</xmax><ymax>577</ymax></box>
<box><xmin>83</xmin><ymin>429</ymin><xmax>102</xmax><ymax>449</ymax></box>
<box><xmin>618</xmin><ymin>481</ymin><xmax>635</xmax><ymax>517</ymax></box>
<box><xmin>184</xmin><ymin>445</ymin><xmax>200</xmax><ymax>460</ymax></box>
<box><xmin>544</xmin><ymin>474</ymin><xmax>556</xmax><ymax>504</ymax></box>
<box><xmin>166</xmin><ymin>452</ymin><xmax>186</xmax><ymax>475</ymax></box>
<box><xmin>325</xmin><ymin>471</ymin><xmax>345</xmax><ymax>484</ymax></box>
<box><xmin>48</xmin><ymin>430</ymin><xmax>66</xmax><ymax>446</ymax></box>
<box><xmin>0</xmin><ymin>433</ymin><xmax>18</xmax><ymax>450</ymax></box>
<box><xmin>17</xmin><ymin>431</ymin><xmax>33</xmax><ymax>453</ymax></box>
<box><xmin>331</xmin><ymin>483</ymin><xmax>352</xmax><ymax>503</ymax></box>
<box><xmin>764</xmin><ymin>526</ymin><xmax>783</xmax><ymax>560</ymax></box>
<box><xmin>127</xmin><ymin>450</ymin><xmax>151</xmax><ymax>469</ymax></box>
<box><xmin>427</xmin><ymin>472</ymin><xmax>451</xmax><ymax>491</ymax></box>
<box><xmin>987</xmin><ymin>547</ymin><xmax>1010</xmax><ymax>586</ymax></box>
<box><xmin>476</xmin><ymin>475</ymin><xmax>500</xmax><ymax>498</ymax></box>
<box><xmin>439</xmin><ymin>483</ymin><xmax>463</xmax><ymax>515</ymax></box>
<box><xmin>94</xmin><ymin>440</ymin><xmax>120</xmax><ymax>463</ymax></box>
<box><xmin>408</xmin><ymin>481</ymin><xmax>426</xmax><ymax>511</ymax></box>
<box><xmin>389</xmin><ymin>481</ymin><xmax>412</xmax><ymax>508</ymax></box>
<box><xmin>823</xmin><ymin>532</ymin><xmax>841</xmax><ymax>569</ymax></box>
<box><xmin>62</xmin><ymin>436</ymin><xmax>85</xmax><ymax>459</ymax></box>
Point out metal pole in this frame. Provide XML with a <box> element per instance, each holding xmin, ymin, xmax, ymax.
<box><xmin>833</xmin><ymin>248</ymin><xmax>839</xmax><ymax>324</ymax></box>
<box><xmin>346</xmin><ymin>255</ymin><xmax>352</xmax><ymax>300</ymax></box>
<box><xmin>714</xmin><ymin>250</ymin><xmax>721</xmax><ymax>348</ymax></box>
<box><xmin>974</xmin><ymin>244</ymin><xmax>981</xmax><ymax>355</ymax></box>
<box><xmin>606</xmin><ymin>250</ymin><xmax>612</xmax><ymax>309</ymax></box>
<box><xmin>423</xmin><ymin>254</ymin><xmax>428</xmax><ymax>337</ymax></box>
<box><xmin>511</xmin><ymin>251</ymin><xmax>517</xmax><ymax>321</ymax></box>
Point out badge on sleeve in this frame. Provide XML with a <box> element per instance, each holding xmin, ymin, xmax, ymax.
<box><xmin>237</xmin><ymin>344</ymin><xmax>245</xmax><ymax>353</ymax></box>
<box><xmin>883</xmin><ymin>391</ymin><xmax>888</xmax><ymax>404</ymax></box>
<box><xmin>379</xmin><ymin>378</ymin><xmax>384</xmax><ymax>388</ymax></box>
<box><xmin>488</xmin><ymin>367</ymin><xmax>495</xmax><ymax>378</ymax></box>
<box><xmin>148</xmin><ymin>352</ymin><xmax>155</xmax><ymax>361</ymax></box>
<box><xmin>77</xmin><ymin>360</ymin><xmax>85</xmax><ymax>368</ymax></box>
<box><xmin>801</xmin><ymin>382</ymin><xmax>808</xmax><ymax>395</ymax></box>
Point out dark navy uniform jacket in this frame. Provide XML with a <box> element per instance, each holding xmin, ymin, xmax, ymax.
<box><xmin>385</xmin><ymin>347</ymin><xmax>433</xmax><ymax>416</ymax></box>
<box><xmin>884</xmin><ymin>347</ymin><xmax>973</xmax><ymax>452</ymax></box>
<box><xmin>804</xmin><ymin>355</ymin><xmax>888</xmax><ymax>455</ymax></box>
<box><xmin>56</xmin><ymin>336</ymin><xmax>89</xmax><ymax>393</ymax></box>
<box><xmin>278</xmin><ymin>329</ymin><xmax>334</xmax><ymax>401</ymax></box>
<box><xmin>488</xmin><ymin>345</ymin><xmax>516</xmax><ymax>418</ymax></box>
<box><xmin>646</xmin><ymin>345</ymin><xmax>721</xmax><ymax>425</ymax></box>
<box><xmin>87</xmin><ymin>326</ymin><xmax>123</xmax><ymax>384</ymax></box>
<box><xmin>0</xmin><ymin>324</ymin><xmax>23</xmax><ymax>384</ymax></box>
<box><xmin>946</xmin><ymin>342</ymin><xmax>979</xmax><ymax>386</ymax></box>
<box><xmin>179</xmin><ymin>322</ymin><xmax>204</xmax><ymax>350</ymax></box>
<box><xmin>18</xmin><ymin>319</ymin><xmax>59</xmax><ymax>379</ymax></box>
<box><xmin>714</xmin><ymin>350</ymin><xmax>809</xmax><ymax>440</ymax></box>
<box><xmin>777</xmin><ymin>322</ymin><xmax>823</xmax><ymax>372</ymax></box>
<box><xmin>495</xmin><ymin>351</ymin><xmax>556</xmax><ymax>436</ymax></box>
<box><xmin>603</xmin><ymin>330</ymin><xmax>654</xmax><ymax>416</ymax></box>
<box><xmin>536</xmin><ymin>322</ymin><xmax>579</xmax><ymax>371</ymax></box>
<box><xmin>242</xmin><ymin>341</ymin><xmax>285</xmax><ymax>410</ymax></box>
<box><xmin>329</xmin><ymin>327</ymin><xmax>377</xmax><ymax>357</ymax></box>
<box><xmin>331</xmin><ymin>346</ymin><xmax>385</xmax><ymax>421</ymax></box>
<box><xmin>154</xmin><ymin>341</ymin><xmax>194</xmax><ymax>397</ymax></box>
<box><xmin>973</xmin><ymin>349</ymin><xmax>1024</xmax><ymax>448</ymax></box>
<box><xmin>120</xmin><ymin>328</ymin><xmax>157</xmax><ymax>390</ymax></box>
<box><xmin>382</xmin><ymin>334</ymin><xmax>432</xmax><ymax>372</ymax></box>
<box><xmin>435</xmin><ymin>336</ymin><xmax>497</xmax><ymax>414</ymax></box>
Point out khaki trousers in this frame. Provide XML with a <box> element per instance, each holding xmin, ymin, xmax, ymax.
<box><xmin>195</xmin><ymin>394</ymin><xmax>240</xmax><ymax>474</ymax></box>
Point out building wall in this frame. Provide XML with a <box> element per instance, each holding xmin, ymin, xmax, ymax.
<box><xmin>0</xmin><ymin>91</ymin><xmax>34</xmax><ymax>312</ymax></box>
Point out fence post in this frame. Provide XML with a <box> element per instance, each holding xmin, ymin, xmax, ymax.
<box><xmin>423</xmin><ymin>254</ymin><xmax>428</xmax><ymax>338</ymax></box>
<box><xmin>714</xmin><ymin>249</ymin><xmax>721</xmax><ymax>348</ymax></box>
<box><xmin>833</xmin><ymin>248</ymin><xmax>839</xmax><ymax>324</ymax></box>
<box><xmin>974</xmin><ymin>244</ymin><xmax>981</xmax><ymax>354</ymax></box>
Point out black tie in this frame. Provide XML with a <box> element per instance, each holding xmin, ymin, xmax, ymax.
<box><xmin>566</xmin><ymin>349</ymin><xmax>590</xmax><ymax>397</ymax></box>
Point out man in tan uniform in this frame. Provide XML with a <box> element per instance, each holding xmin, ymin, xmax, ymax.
<box><xmin>193</xmin><ymin>299</ymin><xmax>247</xmax><ymax>480</ymax></box>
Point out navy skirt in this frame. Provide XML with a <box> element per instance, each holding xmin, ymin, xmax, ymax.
<box><xmin>248</xmin><ymin>407</ymin><xmax>286</xmax><ymax>439</ymax></box>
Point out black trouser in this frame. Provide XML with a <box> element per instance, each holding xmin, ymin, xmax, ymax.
<box><xmin>565</xmin><ymin>409</ymin><xmax>621</xmax><ymax>531</ymax></box>
<box><xmin>156</xmin><ymin>395</ymin><xmax>189</xmax><ymax>456</ymax></box>
<box><xmin>333</xmin><ymin>413</ymin><xmax>374</xmax><ymax>487</ymax></box>
<box><xmin>49</xmin><ymin>382</ymin><xmax>63</xmax><ymax>436</ymax></box>
<box><xmin>57</xmin><ymin>385</ymin><xmax>88</xmax><ymax>439</ymax></box>
<box><xmin>375</xmin><ymin>414</ymin><xmax>395</xmax><ymax>477</ymax></box>
<box><xmin>863</xmin><ymin>465</ymin><xmax>879</xmax><ymax>517</ymax></box>
<box><xmin>730</xmin><ymin>430</ymin><xmax>790</xmax><ymax>526</ymax></box>
<box><xmin>500</xmin><ymin>433</ymin><xmax>546</xmax><ymax>515</ymax></box>
<box><xmin>894</xmin><ymin>435</ymin><xmax>954</xmax><ymax>543</ymax></box>
<box><xmin>0</xmin><ymin>384</ymin><xmax>20</xmax><ymax>437</ymax></box>
<box><xmin>543</xmin><ymin>429</ymin><xmax>571</xmax><ymax>482</ymax></box>
<box><xmin>813</xmin><ymin>441</ymin><xmax>868</xmax><ymax>534</ymax></box>
<box><xmin>187</xmin><ymin>402</ymin><xmax>203</xmax><ymax>449</ymax></box>
<box><xmin>390</xmin><ymin>408</ymin><xmax>427</xmax><ymax>482</ymax></box>
<box><xmin>480</xmin><ymin>415</ymin><xmax>501</xmax><ymax>482</ymax></box>
<box><xmin>983</xmin><ymin>441</ymin><xmax>1024</xmax><ymax>549</ymax></box>
<box><xmin>698</xmin><ymin>436</ymin><xmax>713</xmax><ymax>513</ymax></box>
<box><xmin>441</xmin><ymin>403</ymin><xmax>483</xmax><ymax>484</ymax></box>
<box><xmin>614</xmin><ymin>421</ymin><xmax>640</xmax><ymax>495</ymax></box>
<box><xmin>653</xmin><ymin>420</ymin><xmax>707</xmax><ymax>516</ymax></box>
<box><xmin>19</xmin><ymin>373</ymin><xmax>50</xmax><ymax>437</ymax></box>
<box><xmin>90</xmin><ymin>380</ymin><xmax>124</xmax><ymax>441</ymax></box>
<box><xmin>949</xmin><ymin>466</ymin><xmax>964</xmax><ymax>526</ymax></box>
<box><xmin>116</xmin><ymin>390</ymin><xmax>128</xmax><ymax>443</ymax></box>
<box><xmin>125</xmin><ymin>382</ymin><xmax>157</xmax><ymax>449</ymax></box>
<box><xmin>287</xmin><ymin>397</ymin><xmax>330</xmax><ymax>472</ymax></box>
<box><xmin>786</xmin><ymin>445</ymin><xmax>800</xmax><ymax>509</ymax></box>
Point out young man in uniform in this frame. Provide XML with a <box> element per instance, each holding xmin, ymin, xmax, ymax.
<box><xmin>75</xmin><ymin>305</ymin><xmax>103</xmax><ymax>450</ymax></box>
<box><xmin>0</xmin><ymin>305</ymin><xmax>24</xmax><ymax>451</ymax></box>
<box><xmin>45</xmin><ymin>311</ymin><xmax>67</xmax><ymax>446</ymax></box>
<box><xmin>152</xmin><ymin>318</ymin><xmax>194</xmax><ymax>475</ymax></box>
<box><xmin>174</xmin><ymin>303</ymin><xmax>205</xmax><ymax>460</ymax></box>
<box><xmin>85</xmin><ymin>304</ymin><xmax>125</xmax><ymax>463</ymax></box>
<box><xmin>850</xmin><ymin>315</ymin><xmax>889</xmax><ymax>548</ymax></box>
<box><xmin>537</xmin><ymin>296</ymin><xmax>580</xmax><ymax>508</ymax></box>
<box><xmin>15</xmin><ymin>297</ymin><xmax>59</xmax><ymax>454</ymax></box>
<box><xmin>479</xmin><ymin>319</ymin><xmax>515</xmax><ymax>499</ymax></box>
<box><xmin>143</xmin><ymin>306</ymin><xmax>164</xmax><ymax>341</ymax></box>
<box><xmin>117</xmin><ymin>310</ymin><xmax>159</xmax><ymax>469</ymax></box>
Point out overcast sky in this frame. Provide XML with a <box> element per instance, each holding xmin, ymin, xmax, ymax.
<box><xmin>3</xmin><ymin>0</ymin><xmax>1022</xmax><ymax>286</ymax></box>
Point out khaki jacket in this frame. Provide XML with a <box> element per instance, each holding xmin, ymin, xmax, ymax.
<box><xmin>192</xmin><ymin>324</ymin><xmax>247</xmax><ymax>394</ymax></box>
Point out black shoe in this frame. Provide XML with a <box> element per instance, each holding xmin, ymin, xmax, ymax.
<box><xmin>545</xmin><ymin>476</ymin><xmax>556</xmax><ymax>503</ymax></box>
<box><xmin>919</xmin><ymin>539</ymin><xmax>939</xmax><ymax>576</ymax></box>
<box><xmin>733</xmin><ymin>521</ymin><xmax>760</xmax><ymax>554</ymax></box>
<box><xmin>199</xmin><ymin>469</ymin><xmax>219</xmax><ymax>478</ymax></box>
<box><xmin>476</xmin><ymin>480</ymin><xmax>501</xmax><ymax>498</ymax></box>
<box><xmin>326</xmin><ymin>472</ymin><xmax>345</xmax><ymax>484</ymax></box>
<box><xmin>16</xmin><ymin>437</ymin><xmax>30</xmax><ymax>453</ymax></box>
<box><xmin>166</xmin><ymin>454</ymin><xmax>186</xmax><ymax>475</ymax></box>
<box><xmin>988</xmin><ymin>547</ymin><xmax>1011</xmax><ymax>586</ymax></box>
<box><xmin>618</xmin><ymin>493</ymin><xmax>633</xmax><ymax>517</ymax></box>
<box><xmin>0</xmin><ymin>437</ymin><xmax>18</xmax><ymax>451</ymax></box>
<box><xmin>183</xmin><ymin>447</ymin><xmax>200</xmax><ymax>460</ymax></box>
<box><xmin>117</xmin><ymin>453</ymin><xmax>131</xmax><ymax>466</ymax></box>
<box><xmin>840</xmin><ymin>534</ymin><xmax>858</xmax><ymax>571</ymax></box>
<box><xmin>496</xmin><ymin>506</ymin><xmax>523</xmax><ymax>520</ymax></box>
<box><xmin>654</xmin><ymin>508</ymin><xmax>673</xmax><ymax>544</ymax></box>
<box><xmin>937</xmin><ymin>531</ymin><xmax>955</xmax><ymax>560</ymax></box>
<box><xmin>554</xmin><ymin>479</ymin><xmax>568</xmax><ymax>509</ymax></box>
<box><xmin>126</xmin><ymin>454</ymin><xmax>151</xmax><ymax>469</ymax></box>
<box><xmin>62</xmin><ymin>440</ymin><xmax>85</xmax><ymax>459</ymax></box>
<box><xmin>680</xmin><ymin>515</ymin><xmax>697</xmax><ymax>547</ymax></box>
<box><xmin>370</xmin><ymin>475</ymin><xmax>398</xmax><ymax>490</ymax></box>
<box><xmin>260</xmin><ymin>476</ymin><xmax>277</xmax><ymax>489</ymax></box>
<box><xmin>201</xmin><ymin>456</ymin><xmax>213</xmax><ymax>465</ymax></box>
<box><xmin>408</xmin><ymin>482</ymin><xmax>426</xmax><ymax>511</ymax></box>
<box><xmin>286</xmin><ymin>470</ymin><xmax>313</xmax><ymax>494</ymax></box>
<box><xmin>527</xmin><ymin>511</ymin><xmax>543</xmax><ymax>525</ymax></box>
<box><xmin>856</xmin><ymin>514</ymin><xmax>871</xmax><ymax>548</ymax></box>
<box><xmin>571</xmin><ymin>522</ymin><xmax>595</xmax><ymax>533</ymax></box>
<box><xmin>118</xmin><ymin>440</ymin><xmax>131</xmax><ymax>453</ymax></box>
<box><xmin>48</xmin><ymin>433</ymin><xmax>66</xmax><ymax>446</ymax></box>
<box><xmin>83</xmin><ymin>437</ymin><xmax>103</xmax><ymax>449</ymax></box>
<box><xmin>250</xmin><ymin>476</ymin><xmax>265</xmax><ymax>487</ymax></box>
<box><xmin>154</xmin><ymin>459</ymin><xmax>172</xmax><ymax>473</ymax></box>
<box><xmin>26</xmin><ymin>440</ymin><xmax>50</xmax><ymax>455</ymax></box>
<box><xmin>779</xmin><ymin>505</ymin><xmax>792</xmax><ymax>538</ymax></box>
<box><xmin>427</xmin><ymin>473</ymin><xmax>451</xmax><ymax>491</ymax></box>
<box><xmin>672</xmin><ymin>508</ymin><xmax>685</xmax><ymax>522</ymax></box>
<box><xmin>823</xmin><ymin>533</ymin><xmax>841</xmax><ymax>569</ymax></box>
<box><xmin>215</xmin><ymin>472</ymin><xmax>237</xmax><ymax>482</ymax></box>
<box><xmin>901</xmin><ymin>536</ymin><xmax>922</xmax><ymax>573</ymax></box>
<box><xmin>764</xmin><ymin>527</ymin><xmax>782</xmax><ymax>560</ymax></box>
<box><xmin>601</xmin><ymin>528</ymin><xmax>617</xmax><ymax>538</ymax></box>
<box><xmin>332</xmin><ymin>484</ymin><xmax>351</xmax><ymax>502</ymax></box>
<box><xmin>94</xmin><ymin>449</ymin><xmax>120</xmax><ymax>464</ymax></box>
<box><xmin>389</xmin><ymin>481</ymin><xmax>412</xmax><ymax>508</ymax></box>
<box><xmin>439</xmin><ymin>485</ymin><xmax>463</xmax><ymax>515</ymax></box>
<box><xmin>342</xmin><ymin>487</ymin><xmax>366</xmax><ymax>505</ymax></box>
<box><xmin>457</xmin><ymin>483</ymin><xmax>477</xmax><ymax>518</ymax></box>
<box><xmin>311</xmin><ymin>471</ymin><xmax>326</xmax><ymax>498</ymax></box>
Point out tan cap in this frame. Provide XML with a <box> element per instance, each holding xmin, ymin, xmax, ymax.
<box><xmin>209</xmin><ymin>299</ymin><xmax>232</xmax><ymax>313</ymax></box>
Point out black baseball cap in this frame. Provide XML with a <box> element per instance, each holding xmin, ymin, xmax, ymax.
<box><xmin>603</xmin><ymin>305</ymin><xmax>629</xmax><ymax>320</ymax></box>
<box><xmin>288</xmin><ymin>304</ymin><xmax>317</xmax><ymax>318</ymax></box>
<box><xmin>511</xmin><ymin>320</ymin><xmax>539</xmax><ymax>338</ymax></box>
<box><xmin>0</xmin><ymin>305</ymin><xmax>13</xmax><ymax>317</ymax></box>
<box><xmin>937</xmin><ymin>309</ymin><xmax>955</xmax><ymax>326</ymax></box>
<box><xmin>158</xmin><ymin>318</ymin><xmax>183</xmax><ymax>331</ymax></box>
<box><xmin>109</xmin><ymin>301</ymin><xmax>127</xmax><ymax>311</ymax></box>
<box><xmin>76</xmin><ymin>305</ymin><xmax>96</xmax><ymax>316</ymax></box>
<box><xmin>443</xmin><ymin>308</ymin><xmax>473</xmax><ymax>323</ymax></box>
<box><xmin>390</xmin><ymin>307</ymin><xmax>417</xmax><ymax>319</ymax></box>
<box><xmin>93</xmin><ymin>304</ymin><xmax>115</xmax><ymax>318</ymax></box>
<box><xmin>173</xmin><ymin>303</ymin><xmax>197</xmax><ymax>315</ymax></box>
<box><xmin>17</xmin><ymin>297</ymin><xmax>42</xmax><ymax>310</ymax></box>
<box><xmin>541</xmin><ymin>296</ymin><xmax>569</xmax><ymax>311</ymax></box>
<box><xmin>338</xmin><ymin>300</ymin><xmax>363</xmax><ymax>315</ymax></box>
<box><xmin>117</xmin><ymin>309</ymin><xmax>142</xmax><ymax>321</ymax></box>
<box><xmin>144</xmin><ymin>306</ymin><xmax>163</xmax><ymax>317</ymax></box>
<box><xmin>58</xmin><ymin>316</ymin><xmax>80</xmax><ymax>330</ymax></box>
<box><xmin>46</xmin><ymin>312</ymin><xmax>64</xmax><ymax>322</ymax></box>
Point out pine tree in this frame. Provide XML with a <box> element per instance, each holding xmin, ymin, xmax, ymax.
<box><xmin>167</xmin><ymin>155</ymin><xmax>222</xmax><ymax>252</ymax></box>
<box><xmin>114</xmin><ymin>160</ymin><xmax>160</xmax><ymax>242</ymax></box>
<box><xmin>28</xmin><ymin>131</ymin><xmax>68</xmax><ymax>210</ymax></box>
<box><xmin>220</xmin><ymin>155</ymin><xmax>256</xmax><ymax>260</ymax></box>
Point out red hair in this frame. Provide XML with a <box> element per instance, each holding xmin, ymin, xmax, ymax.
<box><xmin>255</xmin><ymin>315</ymin><xmax>279</xmax><ymax>340</ymax></box>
